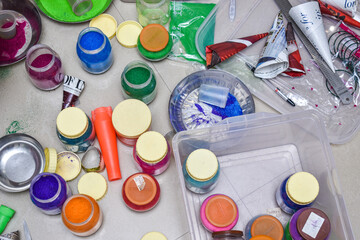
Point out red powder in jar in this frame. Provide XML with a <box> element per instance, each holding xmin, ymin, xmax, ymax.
<box><xmin>0</xmin><ymin>20</ymin><xmax>27</xmax><ymax>61</ymax></box>
<box><xmin>1</xmin><ymin>22</ymin><xmax>13</xmax><ymax>29</ymax></box>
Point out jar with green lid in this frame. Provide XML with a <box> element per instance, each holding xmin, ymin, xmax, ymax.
<box><xmin>56</xmin><ymin>107</ymin><xmax>95</xmax><ymax>153</ymax></box>
<box><xmin>121</xmin><ymin>60</ymin><xmax>157</xmax><ymax>104</ymax></box>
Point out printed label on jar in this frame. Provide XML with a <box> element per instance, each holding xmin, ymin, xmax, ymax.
<box><xmin>301</xmin><ymin>212</ymin><xmax>325</xmax><ymax>238</ymax></box>
<box><xmin>63</xmin><ymin>75</ymin><xmax>85</xmax><ymax>96</ymax></box>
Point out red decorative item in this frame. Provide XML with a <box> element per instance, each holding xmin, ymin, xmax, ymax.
<box><xmin>318</xmin><ymin>0</ymin><xmax>360</xmax><ymax>29</ymax></box>
<box><xmin>205</xmin><ymin>33</ymin><xmax>268</xmax><ymax>69</ymax></box>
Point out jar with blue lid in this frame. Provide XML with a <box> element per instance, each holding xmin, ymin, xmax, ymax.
<box><xmin>56</xmin><ymin>107</ymin><xmax>95</xmax><ymax>153</ymax></box>
<box><xmin>275</xmin><ymin>172</ymin><xmax>319</xmax><ymax>214</ymax></box>
<box><xmin>76</xmin><ymin>27</ymin><xmax>113</xmax><ymax>74</ymax></box>
<box><xmin>29</xmin><ymin>173</ymin><xmax>72</xmax><ymax>215</ymax></box>
<box><xmin>183</xmin><ymin>148</ymin><xmax>220</xmax><ymax>194</ymax></box>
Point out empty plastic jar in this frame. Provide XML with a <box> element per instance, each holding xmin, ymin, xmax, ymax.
<box><xmin>56</xmin><ymin>107</ymin><xmax>95</xmax><ymax>153</ymax></box>
<box><xmin>133</xmin><ymin>131</ymin><xmax>170</xmax><ymax>175</ymax></box>
<box><xmin>183</xmin><ymin>148</ymin><xmax>220</xmax><ymax>194</ymax></box>
<box><xmin>136</xmin><ymin>0</ymin><xmax>170</xmax><ymax>26</ymax></box>
<box><xmin>276</xmin><ymin>172</ymin><xmax>319</xmax><ymax>214</ymax></box>
<box><xmin>284</xmin><ymin>207</ymin><xmax>331</xmax><ymax>240</ymax></box>
<box><xmin>0</xmin><ymin>11</ymin><xmax>16</xmax><ymax>39</ymax></box>
<box><xmin>245</xmin><ymin>215</ymin><xmax>284</xmax><ymax>240</ymax></box>
<box><xmin>25</xmin><ymin>44</ymin><xmax>64</xmax><ymax>90</ymax></box>
<box><xmin>112</xmin><ymin>99</ymin><xmax>152</xmax><ymax>146</ymax></box>
<box><xmin>200</xmin><ymin>194</ymin><xmax>239</xmax><ymax>232</ymax></box>
<box><xmin>67</xmin><ymin>0</ymin><xmax>93</xmax><ymax>16</ymax></box>
<box><xmin>121</xmin><ymin>60</ymin><xmax>157</xmax><ymax>104</ymax></box>
<box><xmin>29</xmin><ymin>173</ymin><xmax>71</xmax><ymax>215</ymax></box>
<box><xmin>62</xmin><ymin>194</ymin><xmax>103</xmax><ymax>237</ymax></box>
<box><xmin>76</xmin><ymin>27</ymin><xmax>113</xmax><ymax>74</ymax></box>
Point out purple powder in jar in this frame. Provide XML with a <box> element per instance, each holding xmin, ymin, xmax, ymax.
<box><xmin>32</xmin><ymin>174</ymin><xmax>59</xmax><ymax>200</ymax></box>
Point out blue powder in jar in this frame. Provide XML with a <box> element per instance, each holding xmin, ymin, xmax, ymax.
<box><xmin>32</xmin><ymin>175</ymin><xmax>59</xmax><ymax>200</ymax></box>
<box><xmin>80</xmin><ymin>31</ymin><xmax>104</xmax><ymax>50</ymax></box>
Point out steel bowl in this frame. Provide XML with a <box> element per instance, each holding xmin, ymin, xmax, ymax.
<box><xmin>0</xmin><ymin>133</ymin><xmax>45</xmax><ymax>192</ymax></box>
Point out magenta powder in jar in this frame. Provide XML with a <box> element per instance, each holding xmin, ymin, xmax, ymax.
<box><xmin>25</xmin><ymin>44</ymin><xmax>64</xmax><ymax>90</ymax></box>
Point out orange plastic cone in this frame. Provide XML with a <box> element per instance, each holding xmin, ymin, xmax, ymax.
<box><xmin>92</xmin><ymin>107</ymin><xmax>121</xmax><ymax>181</ymax></box>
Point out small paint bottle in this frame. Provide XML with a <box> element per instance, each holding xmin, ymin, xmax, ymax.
<box><xmin>133</xmin><ymin>131</ymin><xmax>170</xmax><ymax>175</ymax></box>
<box><xmin>284</xmin><ymin>207</ymin><xmax>331</xmax><ymax>240</ymax></box>
<box><xmin>183</xmin><ymin>148</ymin><xmax>220</xmax><ymax>194</ymax></box>
<box><xmin>122</xmin><ymin>173</ymin><xmax>160</xmax><ymax>212</ymax></box>
<box><xmin>244</xmin><ymin>215</ymin><xmax>283</xmax><ymax>240</ymax></box>
<box><xmin>76</xmin><ymin>27</ymin><xmax>113</xmax><ymax>74</ymax></box>
<box><xmin>276</xmin><ymin>172</ymin><xmax>319</xmax><ymax>214</ymax></box>
<box><xmin>112</xmin><ymin>99</ymin><xmax>152</xmax><ymax>146</ymax></box>
<box><xmin>137</xmin><ymin>24</ymin><xmax>173</xmax><ymax>61</ymax></box>
<box><xmin>121</xmin><ymin>60</ymin><xmax>157</xmax><ymax>104</ymax></box>
<box><xmin>25</xmin><ymin>44</ymin><xmax>64</xmax><ymax>91</ymax></box>
<box><xmin>62</xmin><ymin>194</ymin><xmax>103</xmax><ymax>237</ymax></box>
<box><xmin>29</xmin><ymin>173</ymin><xmax>71</xmax><ymax>215</ymax></box>
<box><xmin>200</xmin><ymin>194</ymin><xmax>239</xmax><ymax>232</ymax></box>
<box><xmin>56</xmin><ymin>107</ymin><xmax>95</xmax><ymax>153</ymax></box>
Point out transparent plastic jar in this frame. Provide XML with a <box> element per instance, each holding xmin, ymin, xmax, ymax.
<box><xmin>136</xmin><ymin>0</ymin><xmax>170</xmax><ymax>26</ymax></box>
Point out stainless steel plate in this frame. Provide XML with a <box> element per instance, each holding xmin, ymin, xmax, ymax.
<box><xmin>0</xmin><ymin>133</ymin><xmax>45</xmax><ymax>192</ymax></box>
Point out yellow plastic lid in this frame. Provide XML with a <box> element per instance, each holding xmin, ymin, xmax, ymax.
<box><xmin>56</xmin><ymin>151</ymin><xmax>81</xmax><ymax>181</ymax></box>
<box><xmin>186</xmin><ymin>149</ymin><xmax>218</xmax><ymax>181</ymax></box>
<box><xmin>56</xmin><ymin>107</ymin><xmax>88</xmax><ymax>139</ymax></box>
<box><xmin>44</xmin><ymin>147</ymin><xmax>57</xmax><ymax>173</ymax></box>
<box><xmin>141</xmin><ymin>232</ymin><xmax>167</xmax><ymax>240</ymax></box>
<box><xmin>116</xmin><ymin>20</ymin><xmax>143</xmax><ymax>48</ymax></box>
<box><xmin>139</xmin><ymin>24</ymin><xmax>169</xmax><ymax>52</ymax></box>
<box><xmin>89</xmin><ymin>14</ymin><xmax>117</xmax><ymax>39</ymax></box>
<box><xmin>78</xmin><ymin>172</ymin><xmax>108</xmax><ymax>201</ymax></box>
<box><xmin>136</xmin><ymin>131</ymin><xmax>167</xmax><ymax>163</ymax></box>
<box><xmin>286</xmin><ymin>172</ymin><xmax>319</xmax><ymax>205</ymax></box>
<box><xmin>112</xmin><ymin>99</ymin><xmax>152</xmax><ymax>138</ymax></box>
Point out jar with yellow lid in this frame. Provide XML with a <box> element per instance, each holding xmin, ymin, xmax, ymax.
<box><xmin>112</xmin><ymin>99</ymin><xmax>152</xmax><ymax>146</ymax></box>
<box><xmin>133</xmin><ymin>131</ymin><xmax>170</xmax><ymax>175</ymax></box>
<box><xmin>276</xmin><ymin>172</ymin><xmax>319</xmax><ymax>214</ymax></box>
<box><xmin>56</xmin><ymin>107</ymin><xmax>95</xmax><ymax>153</ymax></box>
<box><xmin>183</xmin><ymin>148</ymin><xmax>220</xmax><ymax>194</ymax></box>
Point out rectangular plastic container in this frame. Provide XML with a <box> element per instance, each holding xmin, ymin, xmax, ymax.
<box><xmin>172</xmin><ymin>111</ymin><xmax>354</xmax><ymax>240</ymax></box>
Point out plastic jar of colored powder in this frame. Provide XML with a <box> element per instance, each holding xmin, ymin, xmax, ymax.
<box><xmin>62</xmin><ymin>194</ymin><xmax>103</xmax><ymax>236</ymax></box>
<box><xmin>212</xmin><ymin>230</ymin><xmax>244</xmax><ymax>240</ymax></box>
<box><xmin>276</xmin><ymin>172</ymin><xmax>319</xmax><ymax>214</ymax></box>
<box><xmin>284</xmin><ymin>207</ymin><xmax>331</xmax><ymax>240</ymax></box>
<box><xmin>136</xmin><ymin>0</ymin><xmax>170</xmax><ymax>26</ymax></box>
<box><xmin>133</xmin><ymin>131</ymin><xmax>170</xmax><ymax>175</ymax></box>
<box><xmin>0</xmin><ymin>11</ymin><xmax>17</xmax><ymax>39</ymax></box>
<box><xmin>122</xmin><ymin>173</ymin><xmax>160</xmax><ymax>212</ymax></box>
<box><xmin>76</xmin><ymin>27</ymin><xmax>113</xmax><ymax>74</ymax></box>
<box><xmin>25</xmin><ymin>44</ymin><xmax>64</xmax><ymax>91</ymax></box>
<box><xmin>244</xmin><ymin>215</ymin><xmax>284</xmax><ymax>240</ymax></box>
<box><xmin>112</xmin><ymin>99</ymin><xmax>152</xmax><ymax>146</ymax></box>
<box><xmin>121</xmin><ymin>60</ymin><xmax>157</xmax><ymax>104</ymax></box>
<box><xmin>56</xmin><ymin>107</ymin><xmax>95</xmax><ymax>153</ymax></box>
<box><xmin>29</xmin><ymin>173</ymin><xmax>71</xmax><ymax>215</ymax></box>
<box><xmin>183</xmin><ymin>148</ymin><xmax>220</xmax><ymax>194</ymax></box>
<box><xmin>137</xmin><ymin>24</ymin><xmax>172</xmax><ymax>61</ymax></box>
<box><xmin>200</xmin><ymin>194</ymin><xmax>239</xmax><ymax>233</ymax></box>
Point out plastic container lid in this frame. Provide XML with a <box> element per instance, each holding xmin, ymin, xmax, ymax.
<box><xmin>250</xmin><ymin>215</ymin><xmax>284</xmax><ymax>240</ymax></box>
<box><xmin>112</xmin><ymin>99</ymin><xmax>152</xmax><ymax>138</ymax></box>
<box><xmin>55</xmin><ymin>151</ymin><xmax>81</xmax><ymax>181</ymax></box>
<box><xmin>186</xmin><ymin>149</ymin><xmax>218</xmax><ymax>181</ymax></box>
<box><xmin>250</xmin><ymin>236</ymin><xmax>274</xmax><ymax>240</ymax></box>
<box><xmin>44</xmin><ymin>147</ymin><xmax>57</xmax><ymax>173</ymax></box>
<box><xmin>141</xmin><ymin>232</ymin><xmax>167</xmax><ymax>240</ymax></box>
<box><xmin>139</xmin><ymin>24</ymin><xmax>169</xmax><ymax>52</ymax></box>
<box><xmin>297</xmin><ymin>208</ymin><xmax>331</xmax><ymax>240</ymax></box>
<box><xmin>205</xmin><ymin>195</ymin><xmax>238</xmax><ymax>228</ymax></box>
<box><xmin>212</xmin><ymin>230</ymin><xmax>243</xmax><ymax>239</ymax></box>
<box><xmin>89</xmin><ymin>14</ymin><xmax>117</xmax><ymax>39</ymax></box>
<box><xmin>286</xmin><ymin>172</ymin><xmax>319</xmax><ymax>205</ymax></box>
<box><xmin>78</xmin><ymin>173</ymin><xmax>108</xmax><ymax>201</ymax></box>
<box><xmin>116</xmin><ymin>20</ymin><xmax>143</xmax><ymax>48</ymax></box>
<box><xmin>124</xmin><ymin>173</ymin><xmax>157</xmax><ymax>206</ymax></box>
<box><xmin>136</xmin><ymin>131</ymin><xmax>167</xmax><ymax>163</ymax></box>
<box><xmin>57</xmin><ymin>107</ymin><xmax>88</xmax><ymax>139</ymax></box>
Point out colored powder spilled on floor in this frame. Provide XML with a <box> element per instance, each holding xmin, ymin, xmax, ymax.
<box><xmin>6</xmin><ymin>121</ymin><xmax>23</xmax><ymax>134</ymax></box>
<box><xmin>65</xmin><ymin>197</ymin><xmax>92</xmax><ymax>223</ymax></box>
<box><xmin>80</xmin><ymin>31</ymin><xmax>104</xmax><ymax>50</ymax></box>
<box><xmin>32</xmin><ymin>175</ymin><xmax>59</xmax><ymax>200</ymax></box>
<box><xmin>0</xmin><ymin>21</ymin><xmax>27</xmax><ymax>61</ymax></box>
<box><xmin>209</xmin><ymin>93</ymin><xmax>243</xmax><ymax>119</ymax></box>
<box><xmin>125</xmin><ymin>67</ymin><xmax>150</xmax><ymax>84</ymax></box>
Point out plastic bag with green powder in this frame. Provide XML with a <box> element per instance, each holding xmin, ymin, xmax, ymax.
<box><xmin>169</xmin><ymin>1</ymin><xmax>216</xmax><ymax>64</ymax></box>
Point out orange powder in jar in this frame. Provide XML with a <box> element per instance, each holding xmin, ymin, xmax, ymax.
<box><xmin>65</xmin><ymin>197</ymin><xmax>92</xmax><ymax>223</ymax></box>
